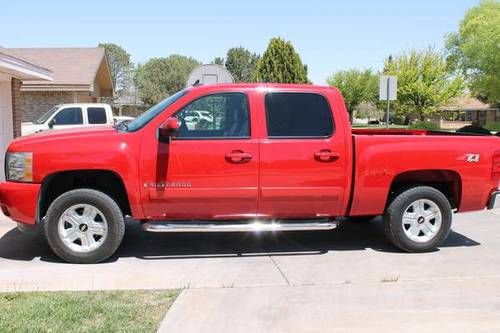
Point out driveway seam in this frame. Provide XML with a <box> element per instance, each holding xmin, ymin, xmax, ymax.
<box><xmin>177</xmin><ymin>274</ymin><xmax>500</xmax><ymax>291</ymax></box>
<box><xmin>268</xmin><ymin>255</ymin><xmax>290</xmax><ymax>285</ymax></box>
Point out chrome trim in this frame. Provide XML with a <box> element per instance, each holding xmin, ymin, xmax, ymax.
<box><xmin>488</xmin><ymin>191</ymin><xmax>500</xmax><ymax>210</ymax></box>
<box><xmin>142</xmin><ymin>220</ymin><xmax>338</xmax><ymax>233</ymax></box>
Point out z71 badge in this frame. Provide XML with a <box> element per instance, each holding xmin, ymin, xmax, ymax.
<box><xmin>465</xmin><ymin>154</ymin><xmax>480</xmax><ymax>163</ymax></box>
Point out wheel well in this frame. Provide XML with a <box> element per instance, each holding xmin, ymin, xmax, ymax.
<box><xmin>38</xmin><ymin>170</ymin><xmax>131</xmax><ymax>222</ymax></box>
<box><xmin>388</xmin><ymin>170</ymin><xmax>462</xmax><ymax>210</ymax></box>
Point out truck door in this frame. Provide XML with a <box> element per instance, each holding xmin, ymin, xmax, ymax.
<box><xmin>258</xmin><ymin>91</ymin><xmax>347</xmax><ymax>218</ymax></box>
<box><xmin>145</xmin><ymin>92</ymin><xmax>259</xmax><ymax>220</ymax></box>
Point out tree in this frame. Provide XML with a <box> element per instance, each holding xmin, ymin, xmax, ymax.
<box><xmin>98</xmin><ymin>43</ymin><xmax>132</xmax><ymax>98</ymax></box>
<box><xmin>327</xmin><ymin>69</ymin><xmax>378</xmax><ymax>121</ymax></box>
<box><xmin>355</xmin><ymin>102</ymin><xmax>384</xmax><ymax>123</ymax></box>
<box><xmin>255</xmin><ymin>37</ymin><xmax>309</xmax><ymax>83</ymax></box>
<box><xmin>135</xmin><ymin>55</ymin><xmax>200</xmax><ymax>106</ymax></box>
<box><xmin>224</xmin><ymin>47</ymin><xmax>260</xmax><ymax>82</ymax></box>
<box><xmin>384</xmin><ymin>48</ymin><xmax>463</xmax><ymax>121</ymax></box>
<box><xmin>446</xmin><ymin>0</ymin><xmax>500</xmax><ymax>103</ymax></box>
<box><xmin>212</xmin><ymin>57</ymin><xmax>225</xmax><ymax>66</ymax></box>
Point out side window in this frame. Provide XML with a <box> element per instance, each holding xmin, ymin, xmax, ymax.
<box><xmin>174</xmin><ymin>93</ymin><xmax>249</xmax><ymax>139</ymax></box>
<box><xmin>88</xmin><ymin>107</ymin><xmax>107</xmax><ymax>124</ymax></box>
<box><xmin>53</xmin><ymin>108</ymin><xmax>83</xmax><ymax>125</ymax></box>
<box><xmin>265</xmin><ymin>93</ymin><xmax>334</xmax><ymax>138</ymax></box>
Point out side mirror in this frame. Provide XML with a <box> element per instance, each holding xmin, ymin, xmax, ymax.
<box><xmin>48</xmin><ymin>119</ymin><xmax>56</xmax><ymax>129</ymax></box>
<box><xmin>159</xmin><ymin>117</ymin><xmax>180</xmax><ymax>139</ymax></box>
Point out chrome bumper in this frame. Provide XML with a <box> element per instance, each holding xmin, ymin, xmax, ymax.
<box><xmin>488</xmin><ymin>191</ymin><xmax>500</xmax><ymax>210</ymax></box>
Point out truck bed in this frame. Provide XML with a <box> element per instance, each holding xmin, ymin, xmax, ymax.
<box><xmin>352</xmin><ymin>128</ymin><xmax>499</xmax><ymax>137</ymax></box>
<box><xmin>349</xmin><ymin>130</ymin><xmax>499</xmax><ymax>216</ymax></box>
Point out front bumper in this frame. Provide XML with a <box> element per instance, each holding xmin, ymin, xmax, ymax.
<box><xmin>488</xmin><ymin>190</ymin><xmax>500</xmax><ymax>210</ymax></box>
<box><xmin>0</xmin><ymin>182</ymin><xmax>40</xmax><ymax>225</ymax></box>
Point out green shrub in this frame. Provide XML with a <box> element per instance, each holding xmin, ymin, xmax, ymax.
<box><xmin>485</xmin><ymin>122</ymin><xmax>500</xmax><ymax>131</ymax></box>
<box><xmin>408</xmin><ymin>121</ymin><xmax>441</xmax><ymax>131</ymax></box>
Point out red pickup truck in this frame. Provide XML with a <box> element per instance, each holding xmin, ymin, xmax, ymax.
<box><xmin>1</xmin><ymin>84</ymin><xmax>499</xmax><ymax>263</ymax></box>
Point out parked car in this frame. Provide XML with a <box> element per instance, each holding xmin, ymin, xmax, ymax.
<box><xmin>21</xmin><ymin>103</ymin><xmax>134</xmax><ymax>136</ymax></box>
<box><xmin>182</xmin><ymin>110</ymin><xmax>214</xmax><ymax>130</ymax></box>
<box><xmin>1</xmin><ymin>84</ymin><xmax>499</xmax><ymax>264</ymax></box>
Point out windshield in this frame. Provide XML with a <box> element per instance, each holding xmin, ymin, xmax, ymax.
<box><xmin>126</xmin><ymin>90</ymin><xmax>188</xmax><ymax>132</ymax></box>
<box><xmin>35</xmin><ymin>106</ymin><xmax>59</xmax><ymax>124</ymax></box>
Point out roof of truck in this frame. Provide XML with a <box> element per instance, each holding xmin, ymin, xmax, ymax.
<box><xmin>186</xmin><ymin>83</ymin><xmax>337</xmax><ymax>92</ymax></box>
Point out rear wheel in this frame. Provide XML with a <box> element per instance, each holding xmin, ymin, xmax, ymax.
<box><xmin>384</xmin><ymin>186</ymin><xmax>452</xmax><ymax>252</ymax></box>
<box><xmin>44</xmin><ymin>189</ymin><xmax>125</xmax><ymax>264</ymax></box>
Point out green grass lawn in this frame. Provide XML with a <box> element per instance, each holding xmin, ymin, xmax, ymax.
<box><xmin>0</xmin><ymin>289</ymin><xmax>179</xmax><ymax>332</ymax></box>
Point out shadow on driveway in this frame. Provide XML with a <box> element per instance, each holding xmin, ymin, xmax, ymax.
<box><xmin>0</xmin><ymin>218</ymin><xmax>480</xmax><ymax>264</ymax></box>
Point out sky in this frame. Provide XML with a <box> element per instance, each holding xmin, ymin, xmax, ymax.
<box><xmin>1</xmin><ymin>0</ymin><xmax>480</xmax><ymax>84</ymax></box>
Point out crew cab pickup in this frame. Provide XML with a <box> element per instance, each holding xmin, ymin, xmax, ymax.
<box><xmin>1</xmin><ymin>84</ymin><xmax>499</xmax><ymax>263</ymax></box>
<box><xmin>21</xmin><ymin>103</ymin><xmax>134</xmax><ymax>136</ymax></box>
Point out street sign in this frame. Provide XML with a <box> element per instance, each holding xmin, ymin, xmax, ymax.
<box><xmin>379</xmin><ymin>75</ymin><xmax>397</xmax><ymax>101</ymax></box>
<box><xmin>379</xmin><ymin>75</ymin><xmax>397</xmax><ymax>128</ymax></box>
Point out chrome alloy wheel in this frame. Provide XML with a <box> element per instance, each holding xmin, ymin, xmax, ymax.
<box><xmin>402</xmin><ymin>199</ymin><xmax>442</xmax><ymax>243</ymax></box>
<box><xmin>57</xmin><ymin>204</ymin><xmax>108</xmax><ymax>253</ymax></box>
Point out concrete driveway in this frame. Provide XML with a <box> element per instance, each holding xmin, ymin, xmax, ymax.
<box><xmin>1</xmin><ymin>210</ymin><xmax>500</xmax><ymax>332</ymax></box>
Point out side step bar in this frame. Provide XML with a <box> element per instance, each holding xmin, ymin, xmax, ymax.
<box><xmin>142</xmin><ymin>220</ymin><xmax>339</xmax><ymax>233</ymax></box>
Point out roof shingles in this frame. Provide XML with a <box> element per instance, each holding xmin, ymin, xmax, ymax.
<box><xmin>4</xmin><ymin>48</ymin><xmax>110</xmax><ymax>90</ymax></box>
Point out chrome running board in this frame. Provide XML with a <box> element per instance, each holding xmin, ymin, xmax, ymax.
<box><xmin>142</xmin><ymin>220</ymin><xmax>338</xmax><ymax>233</ymax></box>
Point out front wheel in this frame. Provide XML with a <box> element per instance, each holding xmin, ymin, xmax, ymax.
<box><xmin>384</xmin><ymin>186</ymin><xmax>452</xmax><ymax>252</ymax></box>
<box><xmin>44</xmin><ymin>189</ymin><xmax>125</xmax><ymax>264</ymax></box>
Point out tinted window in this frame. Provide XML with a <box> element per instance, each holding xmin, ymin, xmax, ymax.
<box><xmin>175</xmin><ymin>93</ymin><xmax>249</xmax><ymax>139</ymax></box>
<box><xmin>265</xmin><ymin>93</ymin><xmax>334</xmax><ymax>138</ymax></box>
<box><xmin>127</xmin><ymin>90</ymin><xmax>187</xmax><ymax>132</ymax></box>
<box><xmin>53</xmin><ymin>108</ymin><xmax>83</xmax><ymax>125</ymax></box>
<box><xmin>88</xmin><ymin>107</ymin><xmax>107</xmax><ymax>124</ymax></box>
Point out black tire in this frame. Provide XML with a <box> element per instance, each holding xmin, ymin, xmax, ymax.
<box><xmin>44</xmin><ymin>189</ymin><xmax>125</xmax><ymax>264</ymax></box>
<box><xmin>384</xmin><ymin>186</ymin><xmax>452</xmax><ymax>252</ymax></box>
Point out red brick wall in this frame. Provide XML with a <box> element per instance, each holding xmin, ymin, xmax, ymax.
<box><xmin>11</xmin><ymin>78</ymin><xmax>22</xmax><ymax>138</ymax></box>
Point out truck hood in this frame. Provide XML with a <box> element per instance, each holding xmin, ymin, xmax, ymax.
<box><xmin>9</xmin><ymin>126</ymin><xmax>118</xmax><ymax>151</ymax></box>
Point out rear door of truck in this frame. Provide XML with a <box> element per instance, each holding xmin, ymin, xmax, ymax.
<box><xmin>256</xmin><ymin>88</ymin><xmax>349</xmax><ymax>218</ymax></box>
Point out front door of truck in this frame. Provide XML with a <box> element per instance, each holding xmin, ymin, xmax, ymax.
<box><xmin>258</xmin><ymin>92</ymin><xmax>347</xmax><ymax>218</ymax></box>
<box><xmin>144</xmin><ymin>92</ymin><xmax>259</xmax><ymax>220</ymax></box>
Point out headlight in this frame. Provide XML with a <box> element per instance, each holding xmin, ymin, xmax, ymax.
<box><xmin>6</xmin><ymin>152</ymin><xmax>33</xmax><ymax>182</ymax></box>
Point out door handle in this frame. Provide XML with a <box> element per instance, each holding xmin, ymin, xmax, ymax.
<box><xmin>225</xmin><ymin>150</ymin><xmax>252</xmax><ymax>164</ymax></box>
<box><xmin>314</xmin><ymin>150</ymin><xmax>340</xmax><ymax>162</ymax></box>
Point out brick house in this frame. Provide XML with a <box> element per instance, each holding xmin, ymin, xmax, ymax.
<box><xmin>0</xmin><ymin>49</ymin><xmax>52</xmax><ymax>180</ymax></box>
<box><xmin>437</xmin><ymin>96</ymin><xmax>500</xmax><ymax>130</ymax></box>
<box><xmin>3</xmin><ymin>48</ymin><xmax>113</xmax><ymax>122</ymax></box>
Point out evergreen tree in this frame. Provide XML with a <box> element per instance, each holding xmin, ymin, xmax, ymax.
<box><xmin>256</xmin><ymin>38</ymin><xmax>309</xmax><ymax>83</ymax></box>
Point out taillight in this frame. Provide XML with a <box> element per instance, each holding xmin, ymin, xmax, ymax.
<box><xmin>493</xmin><ymin>150</ymin><xmax>500</xmax><ymax>180</ymax></box>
